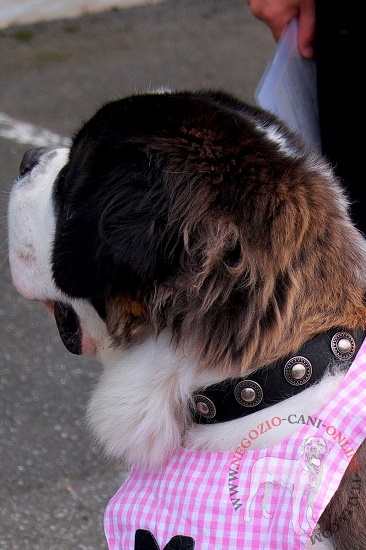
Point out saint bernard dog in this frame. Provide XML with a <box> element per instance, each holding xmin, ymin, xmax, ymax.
<box><xmin>8</xmin><ymin>90</ymin><xmax>366</xmax><ymax>549</ymax></box>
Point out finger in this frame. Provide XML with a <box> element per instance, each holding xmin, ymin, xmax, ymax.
<box><xmin>298</xmin><ymin>0</ymin><xmax>316</xmax><ymax>57</ymax></box>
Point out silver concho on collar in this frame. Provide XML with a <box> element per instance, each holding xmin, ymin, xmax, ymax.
<box><xmin>284</xmin><ymin>356</ymin><xmax>312</xmax><ymax>386</ymax></box>
<box><xmin>331</xmin><ymin>332</ymin><xmax>356</xmax><ymax>361</ymax></box>
<box><xmin>193</xmin><ymin>394</ymin><xmax>216</xmax><ymax>419</ymax></box>
<box><xmin>234</xmin><ymin>380</ymin><xmax>263</xmax><ymax>407</ymax></box>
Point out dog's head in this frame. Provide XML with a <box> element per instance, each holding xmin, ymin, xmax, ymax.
<box><xmin>8</xmin><ymin>90</ymin><xmax>366</xmax><ymax>373</ymax></box>
<box><xmin>301</xmin><ymin>436</ymin><xmax>332</xmax><ymax>473</ymax></box>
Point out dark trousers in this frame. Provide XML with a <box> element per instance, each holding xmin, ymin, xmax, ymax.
<box><xmin>315</xmin><ymin>1</ymin><xmax>365</xmax><ymax>232</ymax></box>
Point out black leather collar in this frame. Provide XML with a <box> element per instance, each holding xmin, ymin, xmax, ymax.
<box><xmin>191</xmin><ymin>328</ymin><xmax>365</xmax><ymax>424</ymax></box>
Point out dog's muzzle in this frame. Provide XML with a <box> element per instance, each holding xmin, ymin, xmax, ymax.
<box><xmin>54</xmin><ymin>302</ymin><xmax>82</xmax><ymax>355</ymax></box>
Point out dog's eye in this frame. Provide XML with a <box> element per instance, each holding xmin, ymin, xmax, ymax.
<box><xmin>53</xmin><ymin>165</ymin><xmax>69</xmax><ymax>215</ymax></box>
<box><xmin>57</xmin><ymin>166</ymin><xmax>67</xmax><ymax>188</ymax></box>
<box><xmin>53</xmin><ymin>165</ymin><xmax>75</xmax><ymax>223</ymax></box>
<box><xmin>65</xmin><ymin>210</ymin><xmax>74</xmax><ymax>221</ymax></box>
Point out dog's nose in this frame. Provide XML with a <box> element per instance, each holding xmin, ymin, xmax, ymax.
<box><xmin>19</xmin><ymin>147</ymin><xmax>50</xmax><ymax>177</ymax></box>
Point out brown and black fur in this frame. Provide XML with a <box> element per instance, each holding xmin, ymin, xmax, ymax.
<box><xmin>50</xmin><ymin>90</ymin><xmax>366</xmax><ymax>548</ymax></box>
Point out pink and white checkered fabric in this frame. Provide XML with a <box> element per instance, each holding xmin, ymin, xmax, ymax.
<box><xmin>104</xmin><ymin>338</ymin><xmax>366</xmax><ymax>549</ymax></box>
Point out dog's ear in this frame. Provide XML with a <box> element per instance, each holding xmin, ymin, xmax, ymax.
<box><xmin>147</xmin><ymin>147</ymin><xmax>366</xmax><ymax>372</ymax></box>
<box><xmin>300</xmin><ymin>438</ymin><xmax>309</xmax><ymax>453</ymax></box>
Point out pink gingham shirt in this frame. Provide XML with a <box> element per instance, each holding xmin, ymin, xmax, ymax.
<box><xmin>104</xmin><ymin>339</ymin><xmax>366</xmax><ymax>549</ymax></box>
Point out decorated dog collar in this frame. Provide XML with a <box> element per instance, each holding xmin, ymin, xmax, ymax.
<box><xmin>191</xmin><ymin>327</ymin><xmax>366</xmax><ymax>424</ymax></box>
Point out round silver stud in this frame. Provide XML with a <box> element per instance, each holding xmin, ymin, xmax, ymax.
<box><xmin>193</xmin><ymin>395</ymin><xmax>216</xmax><ymax>419</ymax></box>
<box><xmin>284</xmin><ymin>356</ymin><xmax>312</xmax><ymax>386</ymax></box>
<box><xmin>234</xmin><ymin>380</ymin><xmax>263</xmax><ymax>407</ymax></box>
<box><xmin>291</xmin><ymin>363</ymin><xmax>307</xmax><ymax>380</ymax></box>
<box><xmin>241</xmin><ymin>387</ymin><xmax>256</xmax><ymax>403</ymax></box>
<box><xmin>331</xmin><ymin>332</ymin><xmax>356</xmax><ymax>361</ymax></box>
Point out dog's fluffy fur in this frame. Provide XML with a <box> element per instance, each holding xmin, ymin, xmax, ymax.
<box><xmin>8</xmin><ymin>90</ymin><xmax>366</xmax><ymax>549</ymax></box>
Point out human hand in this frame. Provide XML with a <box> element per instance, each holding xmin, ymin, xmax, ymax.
<box><xmin>247</xmin><ymin>0</ymin><xmax>316</xmax><ymax>58</ymax></box>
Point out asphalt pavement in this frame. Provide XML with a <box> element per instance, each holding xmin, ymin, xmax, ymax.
<box><xmin>0</xmin><ymin>1</ymin><xmax>274</xmax><ymax>548</ymax></box>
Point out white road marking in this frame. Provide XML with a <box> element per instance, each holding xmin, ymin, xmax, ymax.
<box><xmin>0</xmin><ymin>0</ymin><xmax>164</xmax><ymax>29</ymax></box>
<box><xmin>0</xmin><ymin>112</ymin><xmax>70</xmax><ymax>148</ymax></box>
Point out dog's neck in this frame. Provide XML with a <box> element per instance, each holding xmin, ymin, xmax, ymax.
<box><xmin>191</xmin><ymin>327</ymin><xmax>365</xmax><ymax>424</ymax></box>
